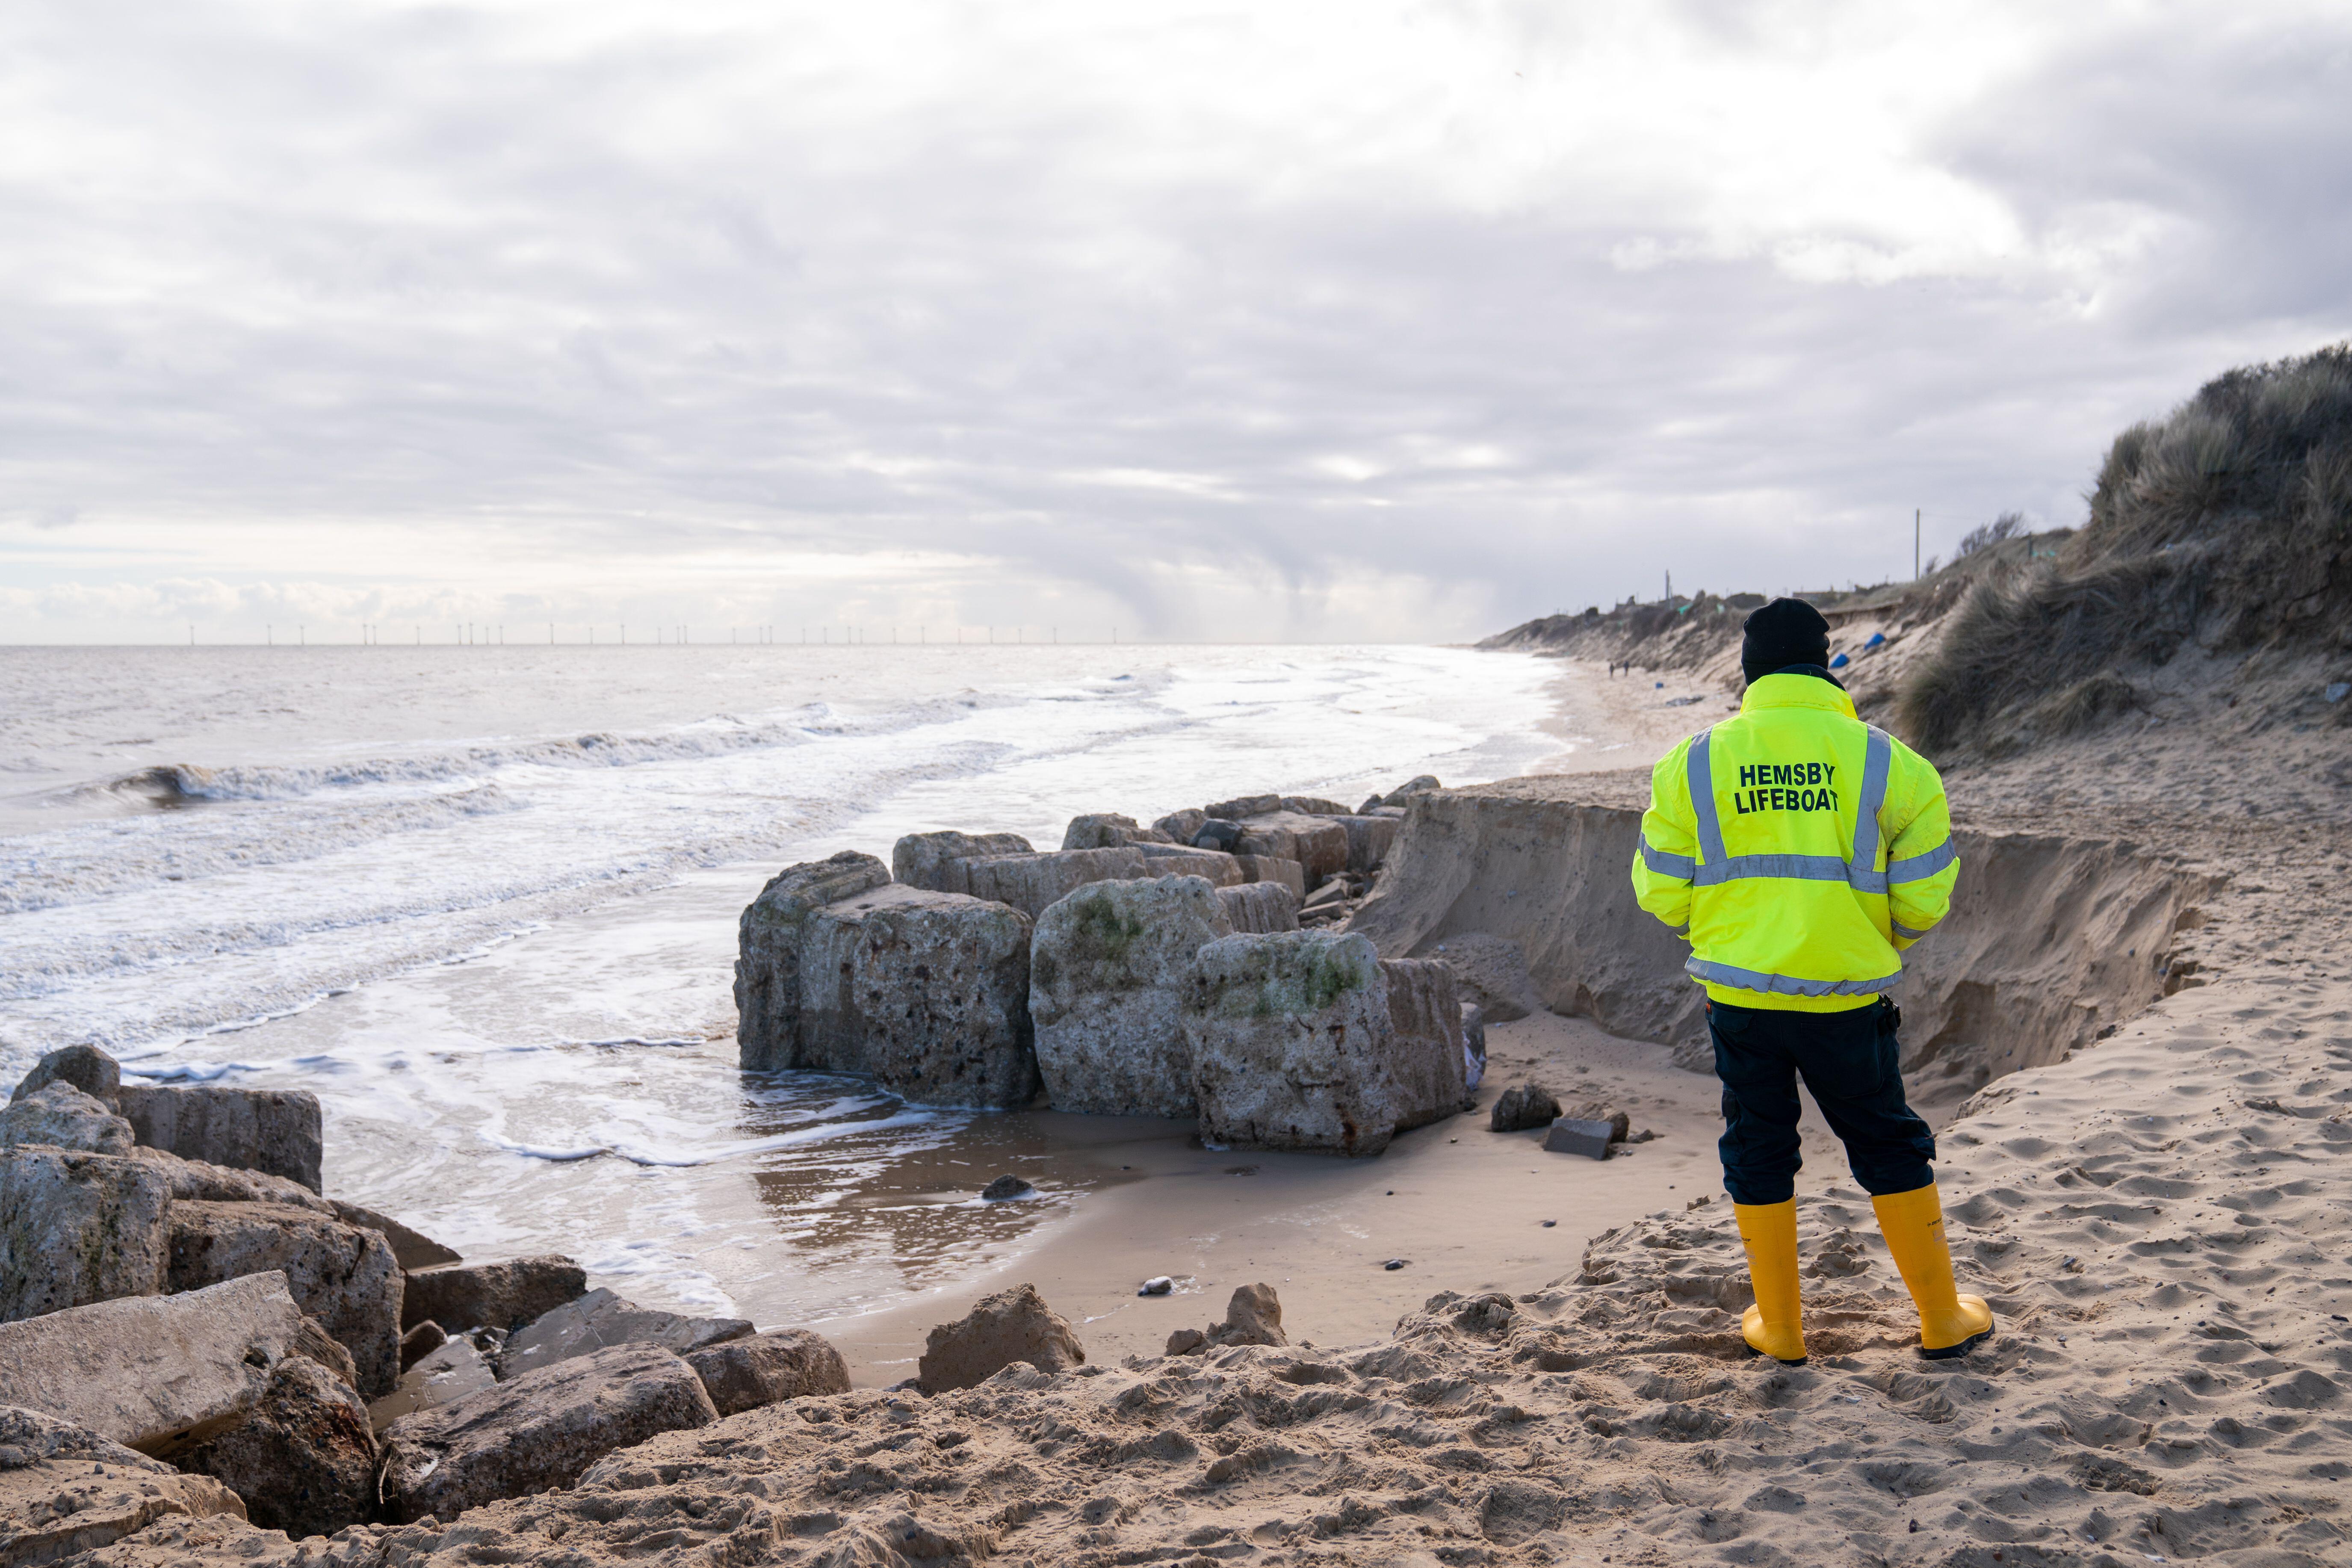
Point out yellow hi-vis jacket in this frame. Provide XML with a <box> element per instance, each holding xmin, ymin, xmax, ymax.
<box><xmin>1631</xmin><ymin>672</ymin><xmax>1960</xmax><ymax>1013</ymax></box>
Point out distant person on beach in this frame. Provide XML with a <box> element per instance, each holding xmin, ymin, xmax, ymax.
<box><xmin>1629</xmin><ymin>597</ymin><xmax>1991</xmax><ymax>1365</ymax></box>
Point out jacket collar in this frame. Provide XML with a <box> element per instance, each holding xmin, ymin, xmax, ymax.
<box><xmin>1740</xmin><ymin>670</ymin><xmax>1859</xmax><ymax>720</ymax></box>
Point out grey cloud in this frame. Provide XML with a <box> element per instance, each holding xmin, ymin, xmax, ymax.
<box><xmin>3</xmin><ymin>1</ymin><xmax>2349</xmax><ymax>640</ymax></box>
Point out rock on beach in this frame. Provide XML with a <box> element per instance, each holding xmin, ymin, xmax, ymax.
<box><xmin>1031</xmin><ymin>874</ymin><xmax>1233</xmax><ymax>1118</ymax></box>
<box><xmin>164</xmin><ymin>1200</ymin><xmax>403</xmax><ymax>1400</ymax></box>
<box><xmin>917</xmin><ymin>1283</ymin><xmax>1085</xmax><ymax>1394</ymax></box>
<box><xmin>376</xmin><ymin>1342</ymin><xmax>718</xmax><ymax>1524</ymax></box>
<box><xmin>0</xmin><ymin>1147</ymin><xmax>170</xmax><ymax>1323</ymax></box>
<box><xmin>1183</xmin><ymin>931</ymin><xmax>1466</xmax><ymax>1157</ymax></box>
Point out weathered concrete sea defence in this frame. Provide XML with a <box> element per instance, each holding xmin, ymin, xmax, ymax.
<box><xmin>731</xmin><ymin>778</ymin><xmax>1461</xmax><ymax>1146</ymax></box>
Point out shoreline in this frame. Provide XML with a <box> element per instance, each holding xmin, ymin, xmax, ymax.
<box><xmin>813</xmin><ymin>1010</ymin><xmax>1740</xmax><ymax>1384</ymax></box>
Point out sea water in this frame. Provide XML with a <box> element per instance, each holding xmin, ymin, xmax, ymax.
<box><xmin>0</xmin><ymin>643</ymin><xmax>1565</xmax><ymax>1333</ymax></box>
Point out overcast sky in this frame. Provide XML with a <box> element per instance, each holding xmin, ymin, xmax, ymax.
<box><xmin>4</xmin><ymin>0</ymin><xmax>2348</xmax><ymax>644</ymax></box>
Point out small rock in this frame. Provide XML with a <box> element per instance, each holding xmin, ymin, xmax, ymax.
<box><xmin>1489</xmin><ymin>1083</ymin><xmax>1560</xmax><ymax>1133</ymax></box>
<box><xmin>1541</xmin><ymin>1220</ymin><xmax>1557</xmax><ymax>1228</ymax></box>
<box><xmin>980</xmin><ymin>1175</ymin><xmax>1037</xmax><ymax>1201</ymax></box>
<box><xmin>1383</xmin><ymin>1258</ymin><xmax>1408</xmax><ymax>1271</ymax></box>
<box><xmin>1191</xmin><ymin>818</ymin><xmax>1245</xmax><ymax>852</ymax></box>
<box><xmin>684</xmin><ymin>1328</ymin><xmax>851</xmax><ymax>1417</ymax></box>
<box><xmin>1381</xmin><ymin>776</ymin><xmax>1441</xmax><ymax>806</ymax></box>
<box><xmin>1138</xmin><ymin>1276</ymin><xmax>1173</xmax><ymax>1296</ymax></box>
<box><xmin>918</xmin><ymin>1283</ymin><xmax>1086</xmax><ymax>1394</ymax></box>
<box><xmin>1558</xmin><ymin>1102</ymin><xmax>1632</xmax><ymax>1144</ymax></box>
<box><xmin>1543</xmin><ymin>1116</ymin><xmax>1615</xmax><ymax>1160</ymax></box>
<box><xmin>1164</xmin><ymin>1326</ymin><xmax>1207</xmax><ymax>1355</ymax></box>
<box><xmin>399</xmin><ymin>1320</ymin><xmax>448</xmax><ymax>1373</ymax></box>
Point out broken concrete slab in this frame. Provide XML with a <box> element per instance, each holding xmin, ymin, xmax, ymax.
<box><xmin>0</xmin><ymin>1405</ymin><xmax>248</xmax><ymax>1564</ymax></box>
<box><xmin>165</xmin><ymin>1202</ymin><xmax>403</xmax><ymax>1400</ymax></box>
<box><xmin>376</xmin><ymin>1343</ymin><xmax>717</xmax><ymax>1523</ymax></box>
<box><xmin>1234</xmin><ymin>854</ymin><xmax>1306</xmax><ymax>898</ymax></box>
<box><xmin>1031</xmin><ymin>874</ymin><xmax>1235</xmax><ymax>1118</ymax></box>
<box><xmin>961</xmin><ymin>846</ymin><xmax>1149</xmax><ymax>920</ymax></box>
<box><xmin>129</xmin><ymin>1148</ymin><xmax>333</xmax><ymax>1213</ymax></box>
<box><xmin>400</xmin><ymin>1255</ymin><xmax>587</xmax><ymax>1335</ymax></box>
<box><xmin>1489</xmin><ymin>1082</ymin><xmax>1560</xmax><ymax>1133</ymax></box>
<box><xmin>115</xmin><ymin>1085</ymin><xmax>323</xmax><ymax>1194</ymax></box>
<box><xmin>1060</xmin><ymin>812</ymin><xmax>1172</xmax><ymax>849</ymax></box>
<box><xmin>917</xmin><ymin>1283</ymin><xmax>1085</xmax><ymax>1394</ymax></box>
<box><xmin>175</xmin><ymin>1355</ymin><xmax>378</xmax><ymax>1540</ymax></box>
<box><xmin>1135</xmin><ymin>842</ymin><xmax>1245</xmax><ymax>885</ymax></box>
<box><xmin>0</xmin><ymin>1272</ymin><xmax>305</xmax><ymax>1455</ymax></box>
<box><xmin>1183</xmin><ymin>932</ymin><xmax>1468</xmax><ymax>1158</ymax></box>
<box><xmin>1217</xmin><ymin>881</ymin><xmax>1301</xmax><ymax>935</ymax></box>
<box><xmin>1233</xmin><ymin>812</ymin><xmax>1349</xmax><ymax>887</ymax></box>
<box><xmin>495</xmin><ymin>1288</ymin><xmax>752</xmax><ymax>1381</ymax></box>
<box><xmin>890</xmin><ymin>830</ymin><xmax>1035</xmax><ymax>896</ymax></box>
<box><xmin>684</xmin><ymin>1329</ymin><xmax>852</xmax><ymax>1417</ymax></box>
<box><xmin>0</xmin><ymin>1147</ymin><xmax>170</xmax><ymax>1323</ymax></box>
<box><xmin>0</xmin><ymin>1082</ymin><xmax>135</xmax><ymax>1154</ymax></box>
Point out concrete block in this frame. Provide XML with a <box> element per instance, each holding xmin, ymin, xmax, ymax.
<box><xmin>1234</xmin><ymin>855</ymin><xmax>1305</xmax><ymax>898</ymax></box>
<box><xmin>165</xmin><ymin>1201</ymin><xmax>404</xmax><ymax>1400</ymax></box>
<box><xmin>735</xmin><ymin>851</ymin><xmax>893</xmax><ymax>1072</ymax></box>
<box><xmin>961</xmin><ymin>847</ymin><xmax>1149</xmax><ymax>920</ymax></box>
<box><xmin>1182</xmin><ymin>932</ymin><xmax>1467</xmax><ymax>1157</ymax></box>
<box><xmin>1031</xmin><ymin>875</ymin><xmax>1234</xmax><ymax>1117</ymax></box>
<box><xmin>891</xmin><ymin>830</ymin><xmax>1034</xmax><ymax>895</ymax></box>
<box><xmin>1216</xmin><ymin>881</ymin><xmax>1301</xmax><ymax>935</ymax></box>
<box><xmin>0</xmin><ymin>1148</ymin><xmax>169</xmax><ymax>1323</ymax></box>
<box><xmin>116</xmin><ymin>1085</ymin><xmax>324</xmax><ymax>1194</ymax></box>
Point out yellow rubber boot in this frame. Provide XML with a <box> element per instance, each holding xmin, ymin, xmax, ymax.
<box><xmin>1733</xmin><ymin>1199</ymin><xmax>1807</xmax><ymax>1366</ymax></box>
<box><xmin>1872</xmin><ymin>1183</ymin><xmax>1994</xmax><ymax>1359</ymax></box>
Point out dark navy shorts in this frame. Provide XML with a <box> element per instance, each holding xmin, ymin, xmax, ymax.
<box><xmin>1708</xmin><ymin>995</ymin><xmax>1936</xmax><ymax>1206</ymax></box>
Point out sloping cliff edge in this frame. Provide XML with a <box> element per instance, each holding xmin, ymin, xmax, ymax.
<box><xmin>1348</xmin><ymin>772</ymin><xmax>2212</xmax><ymax>1112</ymax></box>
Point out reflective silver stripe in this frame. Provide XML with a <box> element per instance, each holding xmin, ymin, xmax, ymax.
<box><xmin>1694</xmin><ymin>853</ymin><xmax>1851</xmax><ymax>886</ymax></box>
<box><xmin>1886</xmin><ymin>838</ymin><xmax>1957</xmax><ymax>883</ymax></box>
<box><xmin>1640</xmin><ymin>839</ymin><xmax>1696</xmax><ymax>880</ymax></box>
<box><xmin>1684</xmin><ymin>728</ymin><xmax>1726</xmax><ymax>866</ymax></box>
<box><xmin>1890</xmin><ymin>919</ymin><xmax>1930</xmax><ymax>940</ymax></box>
<box><xmin>1850</xmin><ymin>726</ymin><xmax>1892</xmax><ymax>874</ymax></box>
<box><xmin>1685</xmin><ymin>956</ymin><xmax>1903</xmax><ymax>997</ymax></box>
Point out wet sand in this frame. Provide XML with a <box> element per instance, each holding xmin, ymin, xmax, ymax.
<box><xmin>821</xmin><ymin>1009</ymin><xmax>1857</xmax><ymax>1384</ymax></box>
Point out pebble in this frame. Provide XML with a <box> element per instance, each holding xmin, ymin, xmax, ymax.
<box><xmin>1383</xmin><ymin>1258</ymin><xmax>1408</xmax><ymax>1270</ymax></box>
<box><xmin>1138</xmin><ymin>1276</ymin><xmax>1174</xmax><ymax>1296</ymax></box>
<box><xmin>980</xmin><ymin>1175</ymin><xmax>1037</xmax><ymax>1201</ymax></box>
<box><xmin>1541</xmin><ymin>1220</ymin><xmax>1556</xmax><ymax>1228</ymax></box>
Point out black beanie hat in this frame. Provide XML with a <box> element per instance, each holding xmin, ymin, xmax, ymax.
<box><xmin>1740</xmin><ymin>598</ymin><xmax>1831</xmax><ymax>684</ymax></box>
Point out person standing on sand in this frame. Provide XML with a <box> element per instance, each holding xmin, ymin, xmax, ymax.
<box><xmin>1628</xmin><ymin>597</ymin><xmax>1993</xmax><ymax>1365</ymax></box>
